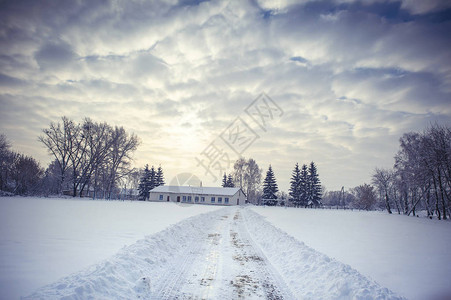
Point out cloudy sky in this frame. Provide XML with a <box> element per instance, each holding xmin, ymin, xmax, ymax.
<box><xmin>1</xmin><ymin>0</ymin><xmax>450</xmax><ymax>192</ymax></box>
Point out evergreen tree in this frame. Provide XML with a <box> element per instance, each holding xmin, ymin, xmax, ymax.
<box><xmin>156</xmin><ymin>165</ymin><xmax>165</xmax><ymax>186</ymax></box>
<box><xmin>262</xmin><ymin>165</ymin><xmax>279</xmax><ymax>206</ymax></box>
<box><xmin>138</xmin><ymin>165</ymin><xmax>151</xmax><ymax>200</ymax></box>
<box><xmin>308</xmin><ymin>161</ymin><xmax>322</xmax><ymax>206</ymax></box>
<box><xmin>227</xmin><ymin>174</ymin><xmax>234</xmax><ymax>187</ymax></box>
<box><xmin>299</xmin><ymin>164</ymin><xmax>309</xmax><ymax>207</ymax></box>
<box><xmin>149</xmin><ymin>165</ymin><xmax>156</xmax><ymax>190</ymax></box>
<box><xmin>222</xmin><ymin>173</ymin><xmax>227</xmax><ymax>187</ymax></box>
<box><xmin>289</xmin><ymin>163</ymin><xmax>301</xmax><ymax>207</ymax></box>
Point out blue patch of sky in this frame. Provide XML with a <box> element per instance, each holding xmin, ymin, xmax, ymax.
<box><xmin>353</xmin><ymin>67</ymin><xmax>408</xmax><ymax>78</ymax></box>
<box><xmin>290</xmin><ymin>56</ymin><xmax>308</xmax><ymax>64</ymax></box>
<box><xmin>298</xmin><ymin>0</ymin><xmax>451</xmax><ymax>24</ymax></box>
<box><xmin>178</xmin><ymin>0</ymin><xmax>210</xmax><ymax>6</ymax></box>
<box><xmin>262</xmin><ymin>9</ymin><xmax>274</xmax><ymax>19</ymax></box>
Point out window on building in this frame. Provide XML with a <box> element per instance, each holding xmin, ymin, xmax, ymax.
<box><xmin>182</xmin><ymin>196</ymin><xmax>187</xmax><ymax>202</ymax></box>
<box><xmin>159</xmin><ymin>194</ymin><xmax>163</xmax><ymax>200</ymax></box>
<box><xmin>187</xmin><ymin>196</ymin><xmax>192</xmax><ymax>202</ymax></box>
<box><xmin>201</xmin><ymin>197</ymin><xmax>205</xmax><ymax>202</ymax></box>
<box><xmin>195</xmin><ymin>196</ymin><xmax>199</xmax><ymax>202</ymax></box>
<box><xmin>211</xmin><ymin>197</ymin><xmax>215</xmax><ymax>203</ymax></box>
<box><xmin>218</xmin><ymin>197</ymin><xmax>222</xmax><ymax>203</ymax></box>
<box><xmin>225</xmin><ymin>197</ymin><xmax>229</xmax><ymax>204</ymax></box>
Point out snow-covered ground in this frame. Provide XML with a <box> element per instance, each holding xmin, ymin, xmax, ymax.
<box><xmin>1</xmin><ymin>197</ymin><xmax>449</xmax><ymax>299</ymax></box>
<box><xmin>0</xmin><ymin>197</ymin><xmax>220</xmax><ymax>299</ymax></box>
<box><xmin>251</xmin><ymin>206</ymin><xmax>451</xmax><ymax>300</ymax></box>
<box><xmin>24</xmin><ymin>206</ymin><xmax>402</xmax><ymax>299</ymax></box>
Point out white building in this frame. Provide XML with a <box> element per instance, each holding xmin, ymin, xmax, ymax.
<box><xmin>149</xmin><ymin>186</ymin><xmax>246</xmax><ymax>206</ymax></box>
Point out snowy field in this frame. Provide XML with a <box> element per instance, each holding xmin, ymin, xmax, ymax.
<box><xmin>0</xmin><ymin>197</ymin><xmax>450</xmax><ymax>299</ymax></box>
<box><xmin>0</xmin><ymin>197</ymin><xmax>220</xmax><ymax>299</ymax></box>
<box><xmin>251</xmin><ymin>207</ymin><xmax>451</xmax><ymax>300</ymax></box>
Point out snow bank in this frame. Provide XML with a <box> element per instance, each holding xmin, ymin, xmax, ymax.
<box><xmin>0</xmin><ymin>197</ymin><xmax>220</xmax><ymax>299</ymax></box>
<box><xmin>250</xmin><ymin>207</ymin><xmax>451</xmax><ymax>300</ymax></box>
<box><xmin>242</xmin><ymin>208</ymin><xmax>404</xmax><ymax>299</ymax></box>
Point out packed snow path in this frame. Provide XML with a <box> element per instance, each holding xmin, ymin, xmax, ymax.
<box><xmin>151</xmin><ymin>209</ymin><xmax>294</xmax><ymax>299</ymax></box>
<box><xmin>26</xmin><ymin>207</ymin><xmax>404</xmax><ymax>299</ymax></box>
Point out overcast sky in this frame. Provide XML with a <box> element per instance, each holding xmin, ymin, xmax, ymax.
<box><xmin>1</xmin><ymin>0</ymin><xmax>450</xmax><ymax>192</ymax></box>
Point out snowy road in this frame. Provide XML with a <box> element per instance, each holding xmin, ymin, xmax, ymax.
<box><xmin>26</xmin><ymin>207</ymin><xmax>403</xmax><ymax>299</ymax></box>
<box><xmin>151</xmin><ymin>209</ymin><xmax>294</xmax><ymax>299</ymax></box>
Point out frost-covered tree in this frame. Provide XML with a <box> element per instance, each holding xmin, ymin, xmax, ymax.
<box><xmin>372</xmin><ymin>168</ymin><xmax>393</xmax><ymax>214</ymax></box>
<box><xmin>352</xmin><ymin>183</ymin><xmax>376</xmax><ymax>210</ymax></box>
<box><xmin>244</xmin><ymin>158</ymin><xmax>262</xmax><ymax>203</ymax></box>
<box><xmin>262</xmin><ymin>165</ymin><xmax>279</xmax><ymax>206</ymax></box>
<box><xmin>232</xmin><ymin>157</ymin><xmax>247</xmax><ymax>190</ymax></box>
<box><xmin>232</xmin><ymin>157</ymin><xmax>262</xmax><ymax>203</ymax></box>
<box><xmin>0</xmin><ymin>134</ymin><xmax>12</xmax><ymax>192</ymax></box>
<box><xmin>392</xmin><ymin>124</ymin><xmax>450</xmax><ymax>219</ymax></box>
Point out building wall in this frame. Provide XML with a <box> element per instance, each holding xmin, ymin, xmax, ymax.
<box><xmin>148</xmin><ymin>190</ymin><xmax>245</xmax><ymax>206</ymax></box>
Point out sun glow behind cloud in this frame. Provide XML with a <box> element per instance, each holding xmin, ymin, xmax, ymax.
<box><xmin>0</xmin><ymin>0</ymin><xmax>450</xmax><ymax>191</ymax></box>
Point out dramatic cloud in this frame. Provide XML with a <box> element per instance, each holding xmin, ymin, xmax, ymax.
<box><xmin>1</xmin><ymin>0</ymin><xmax>450</xmax><ymax>191</ymax></box>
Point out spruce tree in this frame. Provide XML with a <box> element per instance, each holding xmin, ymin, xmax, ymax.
<box><xmin>222</xmin><ymin>173</ymin><xmax>227</xmax><ymax>187</ymax></box>
<box><xmin>300</xmin><ymin>164</ymin><xmax>309</xmax><ymax>207</ymax></box>
<box><xmin>156</xmin><ymin>165</ymin><xmax>165</xmax><ymax>186</ymax></box>
<box><xmin>149</xmin><ymin>165</ymin><xmax>156</xmax><ymax>190</ymax></box>
<box><xmin>262</xmin><ymin>165</ymin><xmax>279</xmax><ymax>206</ymax></box>
<box><xmin>138</xmin><ymin>165</ymin><xmax>151</xmax><ymax>200</ymax></box>
<box><xmin>289</xmin><ymin>163</ymin><xmax>301</xmax><ymax>207</ymax></box>
<box><xmin>227</xmin><ymin>174</ymin><xmax>234</xmax><ymax>187</ymax></box>
<box><xmin>308</xmin><ymin>161</ymin><xmax>322</xmax><ymax>206</ymax></box>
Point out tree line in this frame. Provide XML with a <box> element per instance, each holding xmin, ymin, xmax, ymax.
<box><xmin>288</xmin><ymin>162</ymin><xmax>322</xmax><ymax>207</ymax></box>
<box><xmin>0</xmin><ymin>116</ymin><xmax>142</xmax><ymax>199</ymax></box>
<box><xmin>219</xmin><ymin>157</ymin><xmax>323</xmax><ymax>207</ymax></box>
<box><xmin>0</xmin><ymin>134</ymin><xmax>43</xmax><ymax>195</ymax></box>
<box><xmin>38</xmin><ymin>117</ymin><xmax>140</xmax><ymax>199</ymax></box>
<box><xmin>323</xmin><ymin>124</ymin><xmax>450</xmax><ymax>220</ymax></box>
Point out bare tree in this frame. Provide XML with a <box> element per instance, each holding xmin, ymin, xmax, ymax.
<box><xmin>352</xmin><ymin>183</ymin><xmax>376</xmax><ymax>210</ymax></box>
<box><xmin>39</xmin><ymin>117</ymin><xmax>76</xmax><ymax>194</ymax></box>
<box><xmin>233</xmin><ymin>157</ymin><xmax>247</xmax><ymax>192</ymax></box>
<box><xmin>40</xmin><ymin>117</ymin><xmax>140</xmax><ymax>199</ymax></box>
<box><xmin>0</xmin><ymin>134</ymin><xmax>12</xmax><ymax>191</ymax></box>
<box><xmin>232</xmin><ymin>157</ymin><xmax>262</xmax><ymax>204</ymax></box>
<box><xmin>372</xmin><ymin>168</ymin><xmax>393</xmax><ymax>214</ymax></box>
<box><xmin>244</xmin><ymin>158</ymin><xmax>262</xmax><ymax>204</ymax></box>
<box><xmin>78</xmin><ymin>119</ymin><xmax>112</xmax><ymax>197</ymax></box>
<box><xmin>10</xmin><ymin>153</ymin><xmax>43</xmax><ymax>195</ymax></box>
<box><xmin>393</xmin><ymin>125</ymin><xmax>451</xmax><ymax>219</ymax></box>
<box><xmin>104</xmin><ymin>126</ymin><xmax>140</xmax><ymax>199</ymax></box>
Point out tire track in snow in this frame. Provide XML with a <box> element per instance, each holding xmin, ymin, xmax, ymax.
<box><xmin>150</xmin><ymin>240</ymin><xmax>204</xmax><ymax>299</ymax></box>
<box><xmin>151</xmin><ymin>207</ymin><xmax>295</xmax><ymax>299</ymax></box>
<box><xmin>228</xmin><ymin>209</ymin><xmax>296</xmax><ymax>299</ymax></box>
<box><xmin>150</xmin><ymin>209</ymin><xmax>233</xmax><ymax>299</ymax></box>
